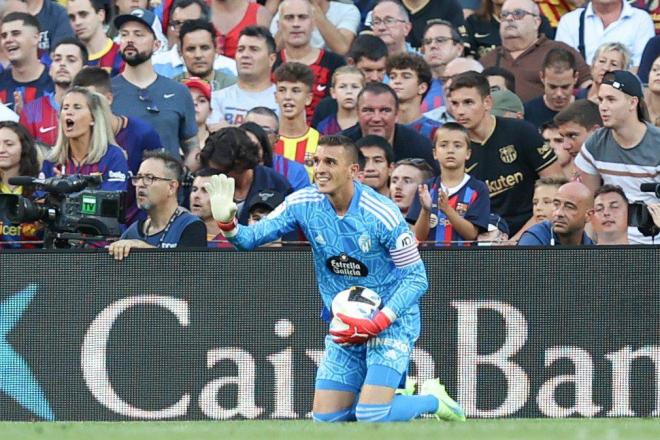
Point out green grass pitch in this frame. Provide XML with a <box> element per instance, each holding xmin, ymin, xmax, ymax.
<box><xmin>2</xmin><ymin>419</ymin><xmax>659</xmax><ymax>440</ymax></box>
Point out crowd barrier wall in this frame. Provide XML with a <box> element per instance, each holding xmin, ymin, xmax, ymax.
<box><xmin>0</xmin><ymin>247</ymin><xmax>658</xmax><ymax>420</ymax></box>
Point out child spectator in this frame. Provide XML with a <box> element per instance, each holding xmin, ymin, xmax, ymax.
<box><xmin>532</xmin><ymin>176</ymin><xmax>568</xmax><ymax>225</ymax></box>
<box><xmin>408</xmin><ymin>122</ymin><xmax>490</xmax><ymax>246</ymax></box>
<box><xmin>317</xmin><ymin>66</ymin><xmax>365</xmax><ymax>135</ymax></box>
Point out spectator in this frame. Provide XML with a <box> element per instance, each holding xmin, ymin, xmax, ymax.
<box><xmin>109</xmin><ymin>150</ymin><xmax>207</xmax><ymax>260</ymax></box>
<box><xmin>591</xmin><ymin>184</ymin><xmax>629</xmax><ymax>245</ymax></box>
<box><xmin>244</xmin><ymin>107</ymin><xmax>310</xmax><ymax>190</ymax></box>
<box><xmin>447</xmin><ymin>71</ymin><xmax>562</xmax><ymax>234</ymax></box>
<box><xmin>182</xmin><ymin>76</ymin><xmax>212</xmax><ymax>153</ymax></box>
<box><xmin>532</xmin><ymin>175</ymin><xmax>567</xmax><ymax>224</ymax></box>
<box><xmin>26</xmin><ymin>0</ymin><xmax>74</xmax><ymax>55</ymax></box>
<box><xmin>111</xmin><ymin>8</ymin><xmax>198</xmax><ymax>158</ymax></box>
<box><xmin>490</xmin><ymin>88</ymin><xmax>524</xmax><ymax>119</ymax></box>
<box><xmin>401</xmin><ymin>0</ymin><xmax>465</xmax><ymax>50</ymax></box>
<box><xmin>41</xmin><ymin>87</ymin><xmax>129</xmax><ymax>193</ymax></box>
<box><xmin>518</xmin><ymin>181</ymin><xmax>594</xmax><ymax>245</ymax></box>
<box><xmin>0</xmin><ymin>12</ymin><xmax>54</xmax><ymax>113</ymax></box>
<box><xmin>524</xmin><ymin>48</ymin><xmax>578</xmax><ymax>129</ymax></box>
<box><xmin>209</xmin><ymin>26</ymin><xmax>278</xmax><ymax>126</ymax></box>
<box><xmin>67</xmin><ymin>0</ymin><xmax>124</xmax><ymax>77</ymax></box>
<box><xmin>0</xmin><ymin>121</ymin><xmax>43</xmax><ymax>249</ymax></box>
<box><xmin>553</xmin><ymin>99</ymin><xmax>602</xmax><ymax>180</ymax></box>
<box><xmin>111</xmin><ymin>0</ymin><xmax>169</xmax><ymax>50</ymax></box>
<box><xmin>409</xmin><ymin>122</ymin><xmax>490</xmax><ymax>245</ymax></box>
<box><xmin>247</xmin><ymin>189</ymin><xmax>285</xmax><ymax>224</ymax></box>
<box><xmin>272</xmin><ymin>62</ymin><xmax>320</xmax><ymax>182</ymax></box>
<box><xmin>539</xmin><ymin>121</ymin><xmax>567</xmax><ymax>173</ymax></box>
<box><xmin>20</xmin><ymin>38</ymin><xmax>87</xmax><ymax>147</ymax></box>
<box><xmin>387</xmin><ymin>52</ymin><xmax>441</xmax><ymax>140</ymax></box>
<box><xmin>356</xmin><ymin>135</ymin><xmax>394</xmax><ymax>197</ymax></box>
<box><xmin>483</xmin><ymin>65</ymin><xmax>516</xmax><ymax>93</ymax></box>
<box><xmin>575</xmin><ymin>70</ymin><xmax>660</xmax><ymax>244</ymax></box>
<box><xmin>0</xmin><ymin>0</ymin><xmax>28</xmax><ymax>75</ymax></box>
<box><xmin>577</xmin><ymin>42</ymin><xmax>631</xmax><ymax>104</ymax></box>
<box><xmin>199</xmin><ymin>126</ymin><xmax>292</xmax><ymax>225</ymax></box>
<box><xmin>479</xmin><ymin>0</ymin><xmax>591</xmax><ymax>102</ymax></box>
<box><xmin>342</xmin><ymin>82</ymin><xmax>439</xmax><ymax>174</ymax></box>
<box><xmin>153</xmin><ymin>0</ymin><xmax>237</xmax><ymax>79</ymax></box>
<box><xmin>73</xmin><ymin>67</ymin><xmax>164</xmax><ymax>224</ymax></box>
<box><xmin>638</xmin><ymin>35</ymin><xmax>660</xmax><ymax>85</ymax></box>
<box><xmin>317</xmin><ymin>66</ymin><xmax>365</xmax><ymax>135</ymax></box>
<box><xmin>389</xmin><ymin>157</ymin><xmax>434</xmax><ymax>217</ymax></box>
<box><xmin>435</xmin><ymin>56</ymin><xmax>484</xmax><ymax>123</ymax></box>
<box><xmin>211</xmin><ymin>0</ymin><xmax>271</xmax><ymax>59</ymax></box>
<box><xmin>272</xmin><ymin>0</ymin><xmax>346</xmax><ymax>122</ymax></box>
<box><xmin>463</xmin><ymin>0</ymin><xmax>554</xmax><ymax>59</ymax></box>
<box><xmin>419</xmin><ymin>19</ymin><xmax>464</xmax><ymax>115</ymax></box>
<box><xmin>173</xmin><ymin>20</ymin><xmax>236</xmax><ymax>90</ymax></box>
<box><xmin>370</xmin><ymin>0</ymin><xmax>413</xmax><ymax>56</ymax></box>
<box><xmin>555</xmin><ymin>0</ymin><xmax>654</xmax><ymax>70</ymax></box>
<box><xmin>270</xmin><ymin>0</ymin><xmax>359</xmax><ymax>56</ymax></box>
<box><xmin>644</xmin><ymin>54</ymin><xmax>660</xmax><ymax>125</ymax></box>
<box><xmin>189</xmin><ymin>167</ymin><xmax>231</xmax><ymax>247</ymax></box>
<box><xmin>476</xmin><ymin>212</ymin><xmax>510</xmax><ymax>244</ymax></box>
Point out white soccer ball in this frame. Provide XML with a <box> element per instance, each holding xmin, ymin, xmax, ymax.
<box><xmin>330</xmin><ymin>286</ymin><xmax>381</xmax><ymax>332</ymax></box>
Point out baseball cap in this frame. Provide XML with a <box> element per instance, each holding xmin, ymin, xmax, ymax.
<box><xmin>487</xmin><ymin>213</ymin><xmax>509</xmax><ymax>235</ymax></box>
<box><xmin>183</xmin><ymin>77</ymin><xmax>211</xmax><ymax>101</ymax></box>
<box><xmin>247</xmin><ymin>190</ymin><xmax>285</xmax><ymax>212</ymax></box>
<box><xmin>490</xmin><ymin>89</ymin><xmax>524</xmax><ymax>117</ymax></box>
<box><xmin>601</xmin><ymin>70</ymin><xmax>644</xmax><ymax>99</ymax></box>
<box><xmin>114</xmin><ymin>8</ymin><xmax>157</xmax><ymax>36</ymax></box>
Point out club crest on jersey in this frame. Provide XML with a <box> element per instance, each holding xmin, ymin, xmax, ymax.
<box><xmin>537</xmin><ymin>143</ymin><xmax>553</xmax><ymax>158</ymax></box>
<box><xmin>304</xmin><ymin>151</ymin><xmax>314</xmax><ymax>168</ymax></box>
<box><xmin>499</xmin><ymin>145</ymin><xmax>517</xmax><ymax>163</ymax></box>
<box><xmin>358</xmin><ymin>234</ymin><xmax>371</xmax><ymax>253</ymax></box>
<box><xmin>429</xmin><ymin>213</ymin><xmax>438</xmax><ymax>228</ymax></box>
<box><xmin>326</xmin><ymin>253</ymin><xmax>368</xmax><ymax>277</ymax></box>
<box><xmin>456</xmin><ymin>202</ymin><xmax>468</xmax><ymax>216</ymax></box>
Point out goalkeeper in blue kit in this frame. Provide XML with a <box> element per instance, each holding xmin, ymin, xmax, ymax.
<box><xmin>206</xmin><ymin>135</ymin><xmax>465</xmax><ymax>423</ymax></box>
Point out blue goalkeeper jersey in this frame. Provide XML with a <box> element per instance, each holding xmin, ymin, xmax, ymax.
<box><xmin>228</xmin><ymin>181</ymin><xmax>429</xmax><ymax>320</ymax></box>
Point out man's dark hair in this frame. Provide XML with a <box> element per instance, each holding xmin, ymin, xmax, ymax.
<box><xmin>179</xmin><ymin>19</ymin><xmax>216</xmax><ymax>48</ymax></box>
<box><xmin>539</xmin><ymin>121</ymin><xmax>558</xmax><ymax>132</ymax></box>
<box><xmin>240</xmin><ymin>121</ymin><xmax>274</xmax><ymax>167</ymax></box>
<box><xmin>170</xmin><ymin>0</ymin><xmax>210</xmax><ymax>22</ymax></box>
<box><xmin>542</xmin><ymin>48</ymin><xmax>577</xmax><ymax>73</ymax></box>
<box><xmin>200</xmin><ymin>127</ymin><xmax>260</xmax><ymax>172</ymax></box>
<box><xmin>483</xmin><ymin>66</ymin><xmax>516</xmax><ymax>93</ymax></box>
<box><xmin>318</xmin><ymin>135</ymin><xmax>361</xmax><ymax>165</ymax></box>
<box><xmin>2</xmin><ymin>12</ymin><xmax>40</xmax><ymax>31</ymax></box>
<box><xmin>72</xmin><ymin>67</ymin><xmax>112</xmax><ymax>95</ymax></box>
<box><xmin>239</xmin><ymin>25</ymin><xmax>276</xmax><ymax>54</ymax></box>
<box><xmin>386</xmin><ymin>53</ymin><xmax>433</xmax><ymax>101</ymax></box>
<box><xmin>594</xmin><ymin>184</ymin><xmax>629</xmax><ymax>203</ymax></box>
<box><xmin>273</xmin><ymin>62</ymin><xmax>315</xmax><ymax>89</ymax></box>
<box><xmin>194</xmin><ymin>167</ymin><xmax>223</xmax><ymax>178</ymax></box>
<box><xmin>553</xmin><ymin>100</ymin><xmax>602</xmax><ymax>129</ymax></box>
<box><xmin>356</xmin><ymin>135</ymin><xmax>395</xmax><ymax>164</ymax></box>
<box><xmin>357</xmin><ymin>82</ymin><xmax>399</xmax><ymax>110</ymax></box>
<box><xmin>143</xmin><ymin>150</ymin><xmax>184</xmax><ymax>182</ymax></box>
<box><xmin>448</xmin><ymin>71</ymin><xmax>490</xmax><ymax>98</ymax></box>
<box><xmin>347</xmin><ymin>34</ymin><xmax>388</xmax><ymax>64</ymax></box>
<box><xmin>51</xmin><ymin>37</ymin><xmax>89</xmax><ymax>64</ymax></box>
<box><xmin>86</xmin><ymin>0</ymin><xmax>112</xmax><ymax>25</ymax></box>
<box><xmin>422</xmin><ymin>19</ymin><xmax>462</xmax><ymax>44</ymax></box>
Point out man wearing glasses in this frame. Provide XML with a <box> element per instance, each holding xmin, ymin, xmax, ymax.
<box><xmin>370</xmin><ymin>0</ymin><xmax>414</xmax><ymax>56</ymax></box>
<box><xmin>111</xmin><ymin>8</ymin><xmax>198</xmax><ymax>159</ymax></box>
<box><xmin>480</xmin><ymin>0</ymin><xmax>591</xmax><ymax>102</ymax></box>
<box><xmin>108</xmin><ymin>150</ymin><xmax>207</xmax><ymax>260</ymax></box>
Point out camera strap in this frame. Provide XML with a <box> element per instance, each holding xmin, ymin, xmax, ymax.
<box><xmin>145</xmin><ymin>207</ymin><xmax>183</xmax><ymax>248</ymax></box>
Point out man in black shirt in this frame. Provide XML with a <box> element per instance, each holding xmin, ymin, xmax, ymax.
<box><xmin>447</xmin><ymin>71</ymin><xmax>563</xmax><ymax>234</ymax></box>
<box><xmin>341</xmin><ymin>82</ymin><xmax>439</xmax><ymax>174</ymax></box>
<box><xmin>401</xmin><ymin>0</ymin><xmax>465</xmax><ymax>49</ymax></box>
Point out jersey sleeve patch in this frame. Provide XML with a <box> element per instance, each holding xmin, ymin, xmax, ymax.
<box><xmin>391</xmin><ymin>231</ymin><xmax>421</xmax><ymax>268</ymax></box>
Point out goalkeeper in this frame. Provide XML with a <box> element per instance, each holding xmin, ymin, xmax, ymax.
<box><xmin>206</xmin><ymin>135</ymin><xmax>465</xmax><ymax>423</ymax></box>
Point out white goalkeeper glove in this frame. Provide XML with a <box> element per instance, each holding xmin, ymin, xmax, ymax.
<box><xmin>204</xmin><ymin>174</ymin><xmax>238</xmax><ymax>236</ymax></box>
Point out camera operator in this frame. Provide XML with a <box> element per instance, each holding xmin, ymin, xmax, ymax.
<box><xmin>41</xmin><ymin>87</ymin><xmax>129</xmax><ymax>192</ymax></box>
<box><xmin>0</xmin><ymin>121</ymin><xmax>43</xmax><ymax>248</ymax></box>
<box><xmin>108</xmin><ymin>151</ymin><xmax>206</xmax><ymax>260</ymax></box>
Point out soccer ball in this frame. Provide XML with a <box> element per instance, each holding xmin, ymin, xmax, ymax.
<box><xmin>330</xmin><ymin>286</ymin><xmax>381</xmax><ymax>332</ymax></box>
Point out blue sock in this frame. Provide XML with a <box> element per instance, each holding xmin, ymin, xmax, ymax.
<box><xmin>312</xmin><ymin>407</ymin><xmax>353</xmax><ymax>423</ymax></box>
<box><xmin>355</xmin><ymin>395</ymin><xmax>439</xmax><ymax>422</ymax></box>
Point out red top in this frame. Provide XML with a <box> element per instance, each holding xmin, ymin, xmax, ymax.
<box><xmin>215</xmin><ymin>3</ymin><xmax>260</xmax><ymax>59</ymax></box>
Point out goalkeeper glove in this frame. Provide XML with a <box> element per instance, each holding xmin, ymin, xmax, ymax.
<box><xmin>204</xmin><ymin>174</ymin><xmax>238</xmax><ymax>236</ymax></box>
<box><xmin>329</xmin><ymin>309</ymin><xmax>395</xmax><ymax>344</ymax></box>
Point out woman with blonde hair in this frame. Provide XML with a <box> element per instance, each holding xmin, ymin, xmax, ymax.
<box><xmin>577</xmin><ymin>42</ymin><xmax>632</xmax><ymax>104</ymax></box>
<box><xmin>42</xmin><ymin>87</ymin><xmax>129</xmax><ymax>192</ymax></box>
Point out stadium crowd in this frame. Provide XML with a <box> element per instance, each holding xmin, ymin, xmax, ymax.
<box><xmin>1</xmin><ymin>0</ymin><xmax>660</xmax><ymax>250</ymax></box>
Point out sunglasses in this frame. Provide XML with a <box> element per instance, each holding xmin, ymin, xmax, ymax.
<box><xmin>138</xmin><ymin>89</ymin><xmax>160</xmax><ymax>113</ymax></box>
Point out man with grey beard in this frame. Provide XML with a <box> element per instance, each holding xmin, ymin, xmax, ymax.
<box><xmin>111</xmin><ymin>8</ymin><xmax>198</xmax><ymax>159</ymax></box>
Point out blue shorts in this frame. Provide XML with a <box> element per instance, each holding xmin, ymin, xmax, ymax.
<box><xmin>315</xmin><ymin>310</ymin><xmax>420</xmax><ymax>393</ymax></box>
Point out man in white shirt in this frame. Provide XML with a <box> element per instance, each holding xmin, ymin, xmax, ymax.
<box><xmin>555</xmin><ymin>0</ymin><xmax>654</xmax><ymax>69</ymax></box>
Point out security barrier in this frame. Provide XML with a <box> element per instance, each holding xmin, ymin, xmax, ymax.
<box><xmin>0</xmin><ymin>247</ymin><xmax>658</xmax><ymax>420</ymax></box>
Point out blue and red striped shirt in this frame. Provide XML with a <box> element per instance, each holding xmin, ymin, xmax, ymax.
<box><xmin>19</xmin><ymin>93</ymin><xmax>60</xmax><ymax>146</ymax></box>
